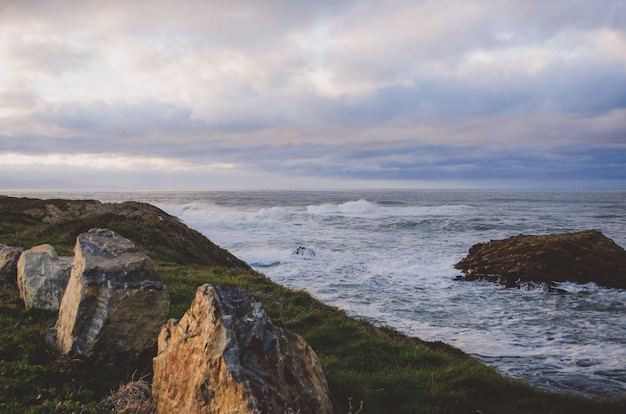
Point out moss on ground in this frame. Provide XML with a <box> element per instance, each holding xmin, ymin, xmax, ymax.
<box><xmin>1</xmin><ymin>196</ymin><xmax>624</xmax><ymax>413</ymax></box>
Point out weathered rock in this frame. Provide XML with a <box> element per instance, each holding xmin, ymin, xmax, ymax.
<box><xmin>16</xmin><ymin>244</ymin><xmax>72</xmax><ymax>310</ymax></box>
<box><xmin>0</xmin><ymin>244</ymin><xmax>24</xmax><ymax>282</ymax></box>
<box><xmin>455</xmin><ymin>230</ymin><xmax>626</xmax><ymax>289</ymax></box>
<box><xmin>152</xmin><ymin>284</ymin><xmax>332</xmax><ymax>414</ymax></box>
<box><xmin>55</xmin><ymin>228</ymin><xmax>170</xmax><ymax>362</ymax></box>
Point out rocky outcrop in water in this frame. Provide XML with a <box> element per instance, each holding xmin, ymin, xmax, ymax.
<box><xmin>17</xmin><ymin>244</ymin><xmax>72</xmax><ymax>310</ymax></box>
<box><xmin>152</xmin><ymin>284</ymin><xmax>332</xmax><ymax>414</ymax></box>
<box><xmin>455</xmin><ymin>230</ymin><xmax>626</xmax><ymax>289</ymax></box>
<box><xmin>54</xmin><ymin>228</ymin><xmax>170</xmax><ymax>362</ymax></box>
<box><xmin>293</xmin><ymin>246</ymin><xmax>317</xmax><ymax>258</ymax></box>
<box><xmin>0</xmin><ymin>244</ymin><xmax>23</xmax><ymax>282</ymax></box>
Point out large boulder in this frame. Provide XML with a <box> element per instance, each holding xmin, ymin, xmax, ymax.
<box><xmin>16</xmin><ymin>244</ymin><xmax>72</xmax><ymax>310</ymax></box>
<box><xmin>0</xmin><ymin>244</ymin><xmax>24</xmax><ymax>282</ymax></box>
<box><xmin>55</xmin><ymin>228</ymin><xmax>170</xmax><ymax>362</ymax></box>
<box><xmin>455</xmin><ymin>230</ymin><xmax>626</xmax><ymax>289</ymax></box>
<box><xmin>152</xmin><ymin>284</ymin><xmax>332</xmax><ymax>414</ymax></box>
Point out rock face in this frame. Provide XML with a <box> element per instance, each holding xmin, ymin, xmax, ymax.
<box><xmin>0</xmin><ymin>244</ymin><xmax>24</xmax><ymax>282</ymax></box>
<box><xmin>152</xmin><ymin>284</ymin><xmax>332</xmax><ymax>414</ymax></box>
<box><xmin>55</xmin><ymin>228</ymin><xmax>170</xmax><ymax>361</ymax></box>
<box><xmin>455</xmin><ymin>230</ymin><xmax>626</xmax><ymax>289</ymax></box>
<box><xmin>16</xmin><ymin>244</ymin><xmax>72</xmax><ymax>310</ymax></box>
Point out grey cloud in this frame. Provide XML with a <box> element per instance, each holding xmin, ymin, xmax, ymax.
<box><xmin>499</xmin><ymin>1</ymin><xmax>626</xmax><ymax>33</ymax></box>
<box><xmin>0</xmin><ymin>0</ymin><xmax>346</xmax><ymax>50</ymax></box>
<box><xmin>3</xmin><ymin>1</ymin><xmax>624</xmax><ymax>57</ymax></box>
<box><xmin>234</xmin><ymin>143</ymin><xmax>626</xmax><ymax>184</ymax></box>
<box><xmin>304</xmin><ymin>63</ymin><xmax>626</xmax><ymax>128</ymax></box>
<box><xmin>325</xmin><ymin>1</ymin><xmax>626</xmax><ymax>79</ymax></box>
<box><xmin>0</xmin><ymin>81</ymin><xmax>38</xmax><ymax>109</ymax></box>
<box><xmin>6</xmin><ymin>35</ymin><xmax>92</xmax><ymax>76</ymax></box>
<box><xmin>535</xmin><ymin>62</ymin><xmax>626</xmax><ymax>116</ymax></box>
<box><xmin>0</xmin><ymin>101</ymin><xmax>196</xmax><ymax>157</ymax></box>
<box><xmin>41</xmin><ymin>101</ymin><xmax>201</xmax><ymax>134</ymax></box>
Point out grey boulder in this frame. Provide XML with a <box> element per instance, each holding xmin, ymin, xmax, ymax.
<box><xmin>55</xmin><ymin>228</ymin><xmax>170</xmax><ymax>362</ymax></box>
<box><xmin>16</xmin><ymin>244</ymin><xmax>72</xmax><ymax>310</ymax></box>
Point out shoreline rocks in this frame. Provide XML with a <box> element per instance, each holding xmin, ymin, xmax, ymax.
<box><xmin>455</xmin><ymin>230</ymin><xmax>626</xmax><ymax>289</ymax></box>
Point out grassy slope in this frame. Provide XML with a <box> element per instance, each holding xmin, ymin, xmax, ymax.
<box><xmin>0</xmin><ymin>197</ymin><xmax>624</xmax><ymax>413</ymax></box>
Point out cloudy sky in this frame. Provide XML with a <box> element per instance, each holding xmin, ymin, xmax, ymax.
<box><xmin>1</xmin><ymin>0</ymin><xmax>625</xmax><ymax>190</ymax></box>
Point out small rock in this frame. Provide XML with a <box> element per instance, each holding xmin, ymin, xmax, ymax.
<box><xmin>0</xmin><ymin>244</ymin><xmax>24</xmax><ymax>283</ymax></box>
<box><xmin>16</xmin><ymin>244</ymin><xmax>72</xmax><ymax>310</ymax></box>
<box><xmin>293</xmin><ymin>246</ymin><xmax>316</xmax><ymax>258</ymax></box>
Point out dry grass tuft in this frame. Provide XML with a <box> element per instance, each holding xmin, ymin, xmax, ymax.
<box><xmin>99</xmin><ymin>380</ymin><xmax>155</xmax><ymax>414</ymax></box>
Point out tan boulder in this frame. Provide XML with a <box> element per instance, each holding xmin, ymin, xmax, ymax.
<box><xmin>55</xmin><ymin>228</ymin><xmax>170</xmax><ymax>362</ymax></box>
<box><xmin>16</xmin><ymin>244</ymin><xmax>72</xmax><ymax>310</ymax></box>
<box><xmin>152</xmin><ymin>284</ymin><xmax>332</xmax><ymax>414</ymax></box>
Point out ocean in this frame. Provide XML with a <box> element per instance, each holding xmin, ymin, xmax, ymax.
<box><xmin>8</xmin><ymin>189</ymin><xmax>626</xmax><ymax>398</ymax></box>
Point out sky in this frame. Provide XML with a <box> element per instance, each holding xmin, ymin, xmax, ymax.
<box><xmin>1</xmin><ymin>0</ymin><xmax>625</xmax><ymax>190</ymax></box>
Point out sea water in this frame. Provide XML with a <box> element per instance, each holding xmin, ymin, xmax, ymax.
<box><xmin>9</xmin><ymin>189</ymin><xmax>626</xmax><ymax>398</ymax></box>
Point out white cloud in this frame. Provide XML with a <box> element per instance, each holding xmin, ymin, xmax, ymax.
<box><xmin>0</xmin><ymin>152</ymin><xmax>234</xmax><ymax>171</ymax></box>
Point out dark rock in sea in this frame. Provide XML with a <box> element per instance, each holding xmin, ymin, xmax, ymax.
<box><xmin>152</xmin><ymin>284</ymin><xmax>332</xmax><ymax>414</ymax></box>
<box><xmin>454</xmin><ymin>230</ymin><xmax>626</xmax><ymax>289</ymax></box>
<box><xmin>293</xmin><ymin>246</ymin><xmax>316</xmax><ymax>258</ymax></box>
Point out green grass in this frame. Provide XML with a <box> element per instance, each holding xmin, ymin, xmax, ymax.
<box><xmin>0</xmin><ymin>282</ymin><xmax>139</xmax><ymax>413</ymax></box>
<box><xmin>153</xmin><ymin>264</ymin><xmax>626</xmax><ymax>414</ymax></box>
<box><xmin>1</xmin><ymin>196</ymin><xmax>625</xmax><ymax>413</ymax></box>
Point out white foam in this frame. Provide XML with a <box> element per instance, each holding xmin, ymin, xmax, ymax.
<box><xmin>305</xmin><ymin>199</ymin><xmax>473</xmax><ymax>217</ymax></box>
<box><xmin>553</xmin><ymin>281</ymin><xmax>600</xmax><ymax>294</ymax></box>
<box><xmin>258</xmin><ymin>206</ymin><xmax>293</xmax><ymax>219</ymax></box>
<box><xmin>306</xmin><ymin>199</ymin><xmax>376</xmax><ymax>215</ymax></box>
